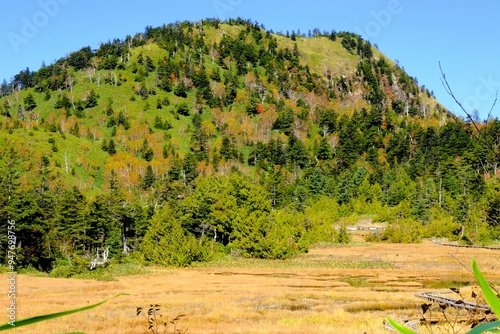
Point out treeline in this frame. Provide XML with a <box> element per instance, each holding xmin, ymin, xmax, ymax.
<box><xmin>0</xmin><ymin>148</ymin><xmax>354</xmax><ymax>271</ymax></box>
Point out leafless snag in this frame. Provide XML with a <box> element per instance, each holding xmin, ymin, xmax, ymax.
<box><xmin>89</xmin><ymin>247</ymin><xmax>109</xmax><ymax>270</ymax></box>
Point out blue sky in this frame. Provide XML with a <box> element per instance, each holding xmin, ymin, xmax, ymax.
<box><xmin>1</xmin><ymin>0</ymin><xmax>499</xmax><ymax>120</ymax></box>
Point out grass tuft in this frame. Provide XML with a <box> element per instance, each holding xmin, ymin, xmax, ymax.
<box><xmin>346</xmin><ymin>302</ymin><xmax>411</xmax><ymax>313</ymax></box>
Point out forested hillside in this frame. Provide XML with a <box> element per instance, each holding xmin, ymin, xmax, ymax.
<box><xmin>0</xmin><ymin>18</ymin><xmax>499</xmax><ymax>272</ymax></box>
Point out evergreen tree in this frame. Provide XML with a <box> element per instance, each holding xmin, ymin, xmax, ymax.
<box><xmin>385</xmin><ymin>167</ymin><xmax>415</xmax><ymax>206</ymax></box>
<box><xmin>86</xmin><ymin>195</ymin><xmax>112</xmax><ymax>254</ymax></box>
<box><xmin>309</xmin><ymin>167</ymin><xmax>326</xmax><ymax>196</ymax></box>
<box><xmin>0</xmin><ymin>148</ymin><xmax>20</xmax><ymax>212</ymax></box>
<box><xmin>0</xmin><ymin>148</ymin><xmax>20</xmax><ymax>262</ymax></box>
<box><xmin>107</xmin><ymin>139</ymin><xmax>117</xmax><ymax>155</ymax></box>
<box><xmin>174</xmin><ymin>81</ymin><xmax>188</xmax><ymax>98</ymax></box>
<box><xmin>24</xmin><ymin>93</ymin><xmax>37</xmax><ymax>111</ymax></box>
<box><xmin>248</xmin><ymin>141</ymin><xmax>268</xmax><ymax>169</ymax></box>
<box><xmin>292</xmin><ymin>180</ymin><xmax>309</xmax><ymax>212</ymax></box>
<box><xmin>85</xmin><ymin>89</ymin><xmax>99</xmax><ymax>108</ymax></box>
<box><xmin>9</xmin><ymin>189</ymin><xmax>54</xmax><ymax>270</ymax></box>
<box><xmin>140</xmin><ymin>204</ymin><xmax>208</xmax><ymax>267</ymax></box>
<box><xmin>101</xmin><ymin>139</ymin><xmax>109</xmax><ymax>152</ymax></box>
<box><xmin>52</xmin><ymin>187</ymin><xmax>88</xmax><ymax>252</ymax></box>
<box><xmin>141</xmin><ymin>139</ymin><xmax>154</xmax><ymax>161</ymax></box>
<box><xmin>268</xmin><ymin>138</ymin><xmax>287</xmax><ymax>166</ymax></box>
<box><xmin>287</xmin><ymin>133</ymin><xmax>309</xmax><ymax>168</ymax></box>
<box><xmin>160</xmin><ymin>76</ymin><xmax>173</xmax><ymax>92</ymax></box>
<box><xmin>265</xmin><ymin>166</ymin><xmax>289</xmax><ymax>208</ymax></box>
<box><xmin>176</xmin><ymin>101</ymin><xmax>190</xmax><ymax>116</ymax></box>
<box><xmin>273</xmin><ymin>108</ymin><xmax>294</xmax><ymax>134</ymax></box>
<box><xmin>220</xmin><ymin>136</ymin><xmax>235</xmax><ymax>160</ymax></box>
<box><xmin>117</xmin><ymin>111</ymin><xmax>130</xmax><ymax>129</ymax></box>
<box><xmin>318</xmin><ymin>108</ymin><xmax>338</xmax><ymax>135</ymax></box>
<box><xmin>142</xmin><ymin>165</ymin><xmax>156</xmax><ymax>189</ymax></box>
<box><xmin>317</xmin><ymin>137</ymin><xmax>333</xmax><ymax>161</ymax></box>
<box><xmin>183</xmin><ymin>152</ymin><xmax>199</xmax><ymax>184</ymax></box>
<box><xmin>192</xmin><ymin>67</ymin><xmax>211</xmax><ymax>100</ymax></box>
<box><xmin>336</xmin><ymin>171</ymin><xmax>353</xmax><ymax>204</ymax></box>
<box><xmin>224</xmin><ymin>82</ymin><xmax>237</xmax><ymax>106</ymax></box>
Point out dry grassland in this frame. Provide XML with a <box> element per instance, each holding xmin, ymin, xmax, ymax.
<box><xmin>2</xmin><ymin>241</ymin><xmax>500</xmax><ymax>334</ymax></box>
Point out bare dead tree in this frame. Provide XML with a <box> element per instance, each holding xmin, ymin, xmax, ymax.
<box><xmin>89</xmin><ymin>247</ymin><xmax>109</xmax><ymax>270</ymax></box>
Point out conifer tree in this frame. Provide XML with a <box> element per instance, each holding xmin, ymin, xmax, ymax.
<box><xmin>183</xmin><ymin>152</ymin><xmax>199</xmax><ymax>184</ymax></box>
<box><xmin>24</xmin><ymin>93</ymin><xmax>37</xmax><ymax>111</ymax></box>
<box><xmin>107</xmin><ymin>139</ymin><xmax>117</xmax><ymax>155</ymax></box>
<box><xmin>317</xmin><ymin>137</ymin><xmax>333</xmax><ymax>161</ymax></box>
<box><xmin>52</xmin><ymin>186</ymin><xmax>88</xmax><ymax>252</ymax></box>
<box><xmin>142</xmin><ymin>165</ymin><xmax>156</xmax><ymax>190</ymax></box>
<box><xmin>309</xmin><ymin>167</ymin><xmax>326</xmax><ymax>196</ymax></box>
<box><xmin>220</xmin><ymin>136</ymin><xmax>235</xmax><ymax>160</ymax></box>
<box><xmin>287</xmin><ymin>134</ymin><xmax>309</xmax><ymax>168</ymax></box>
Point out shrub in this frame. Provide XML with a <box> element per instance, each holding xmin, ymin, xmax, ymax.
<box><xmin>140</xmin><ymin>205</ymin><xmax>212</xmax><ymax>267</ymax></box>
<box><xmin>381</xmin><ymin>218</ymin><xmax>422</xmax><ymax>243</ymax></box>
<box><xmin>335</xmin><ymin>225</ymin><xmax>351</xmax><ymax>244</ymax></box>
<box><xmin>176</xmin><ymin>101</ymin><xmax>190</xmax><ymax>116</ymax></box>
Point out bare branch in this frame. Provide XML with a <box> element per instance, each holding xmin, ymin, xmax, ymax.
<box><xmin>486</xmin><ymin>91</ymin><xmax>497</xmax><ymax>123</ymax></box>
<box><xmin>439</xmin><ymin>62</ymin><xmax>500</xmax><ymax>160</ymax></box>
<box><xmin>448</xmin><ymin>252</ymin><xmax>500</xmax><ymax>296</ymax></box>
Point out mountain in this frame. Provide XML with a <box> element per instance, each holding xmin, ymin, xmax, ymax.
<box><xmin>0</xmin><ymin>18</ymin><xmax>498</xmax><ymax>272</ymax></box>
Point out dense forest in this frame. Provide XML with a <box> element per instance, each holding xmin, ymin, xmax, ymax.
<box><xmin>0</xmin><ymin>18</ymin><xmax>499</xmax><ymax>273</ymax></box>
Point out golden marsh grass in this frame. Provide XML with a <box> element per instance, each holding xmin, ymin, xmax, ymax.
<box><xmin>2</xmin><ymin>241</ymin><xmax>500</xmax><ymax>333</ymax></box>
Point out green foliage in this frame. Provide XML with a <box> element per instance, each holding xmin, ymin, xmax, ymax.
<box><xmin>335</xmin><ymin>224</ymin><xmax>351</xmax><ymax>244</ymax></box>
<box><xmin>23</xmin><ymin>93</ymin><xmax>36</xmax><ymax>111</ymax></box>
<box><xmin>381</xmin><ymin>218</ymin><xmax>422</xmax><ymax>243</ymax></box>
<box><xmin>385</xmin><ymin>318</ymin><xmax>415</xmax><ymax>334</ymax></box>
<box><xmin>85</xmin><ymin>89</ymin><xmax>99</xmax><ymax>108</ymax></box>
<box><xmin>232</xmin><ymin>209</ymin><xmax>307</xmax><ymax>259</ymax></box>
<box><xmin>141</xmin><ymin>165</ymin><xmax>156</xmax><ymax>189</ymax></box>
<box><xmin>316</xmin><ymin>137</ymin><xmax>333</xmax><ymax>160</ymax></box>
<box><xmin>176</xmin><ymin>101</ymin><xmax>190</xmax><ymax>116</ymax></box>
<box><xmin>49</xmin><ymin>260</ymin><xmax>85</xmax><ymax>278</ymax></box>
<box><xmin>273</xmin><ymin>108</ymin><xmax>294</xmax><ymax>134</ymax></box>
<box><xmin>303</xmin><ymin>196</ymin><xmax>340</xmax><ymax>244</ymax></box>
<box><xmin>174</xmin><ymin>82</ymin><xmax>188</xmax><ymax>98</ymax></box>
<box><xmin>472</xmin><ymin>259</ymin><xmax>500</xmax><ymax>316</ymax></box>
<box><xmin>140</xmin><ymin>205</ymin><xmax>211</xmax><ymax>267</ymax></box>
<box><xmin>107</xmin><ymin>139</ymin><xmax>117</xmax><ymax>155</ymax></box>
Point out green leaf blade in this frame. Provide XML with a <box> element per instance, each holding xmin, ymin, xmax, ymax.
<box><xmin>385</xmin><ymin>318</ymin><xmax>417</xmax><ymax>334</ymax></box>
<box><xmin>472</xmin><ymin>259</ymin><xmax>500</xmax><ymax>317</ymax></box>
<box><xmin>467</xmin><ymin>320</ymin><xmax>500</xmax><ymax>334</ymax></box>
<box><xmin>0</xmin><ymin>293</ymin><xmax>127</xmax><ymax>331</ymax></box>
